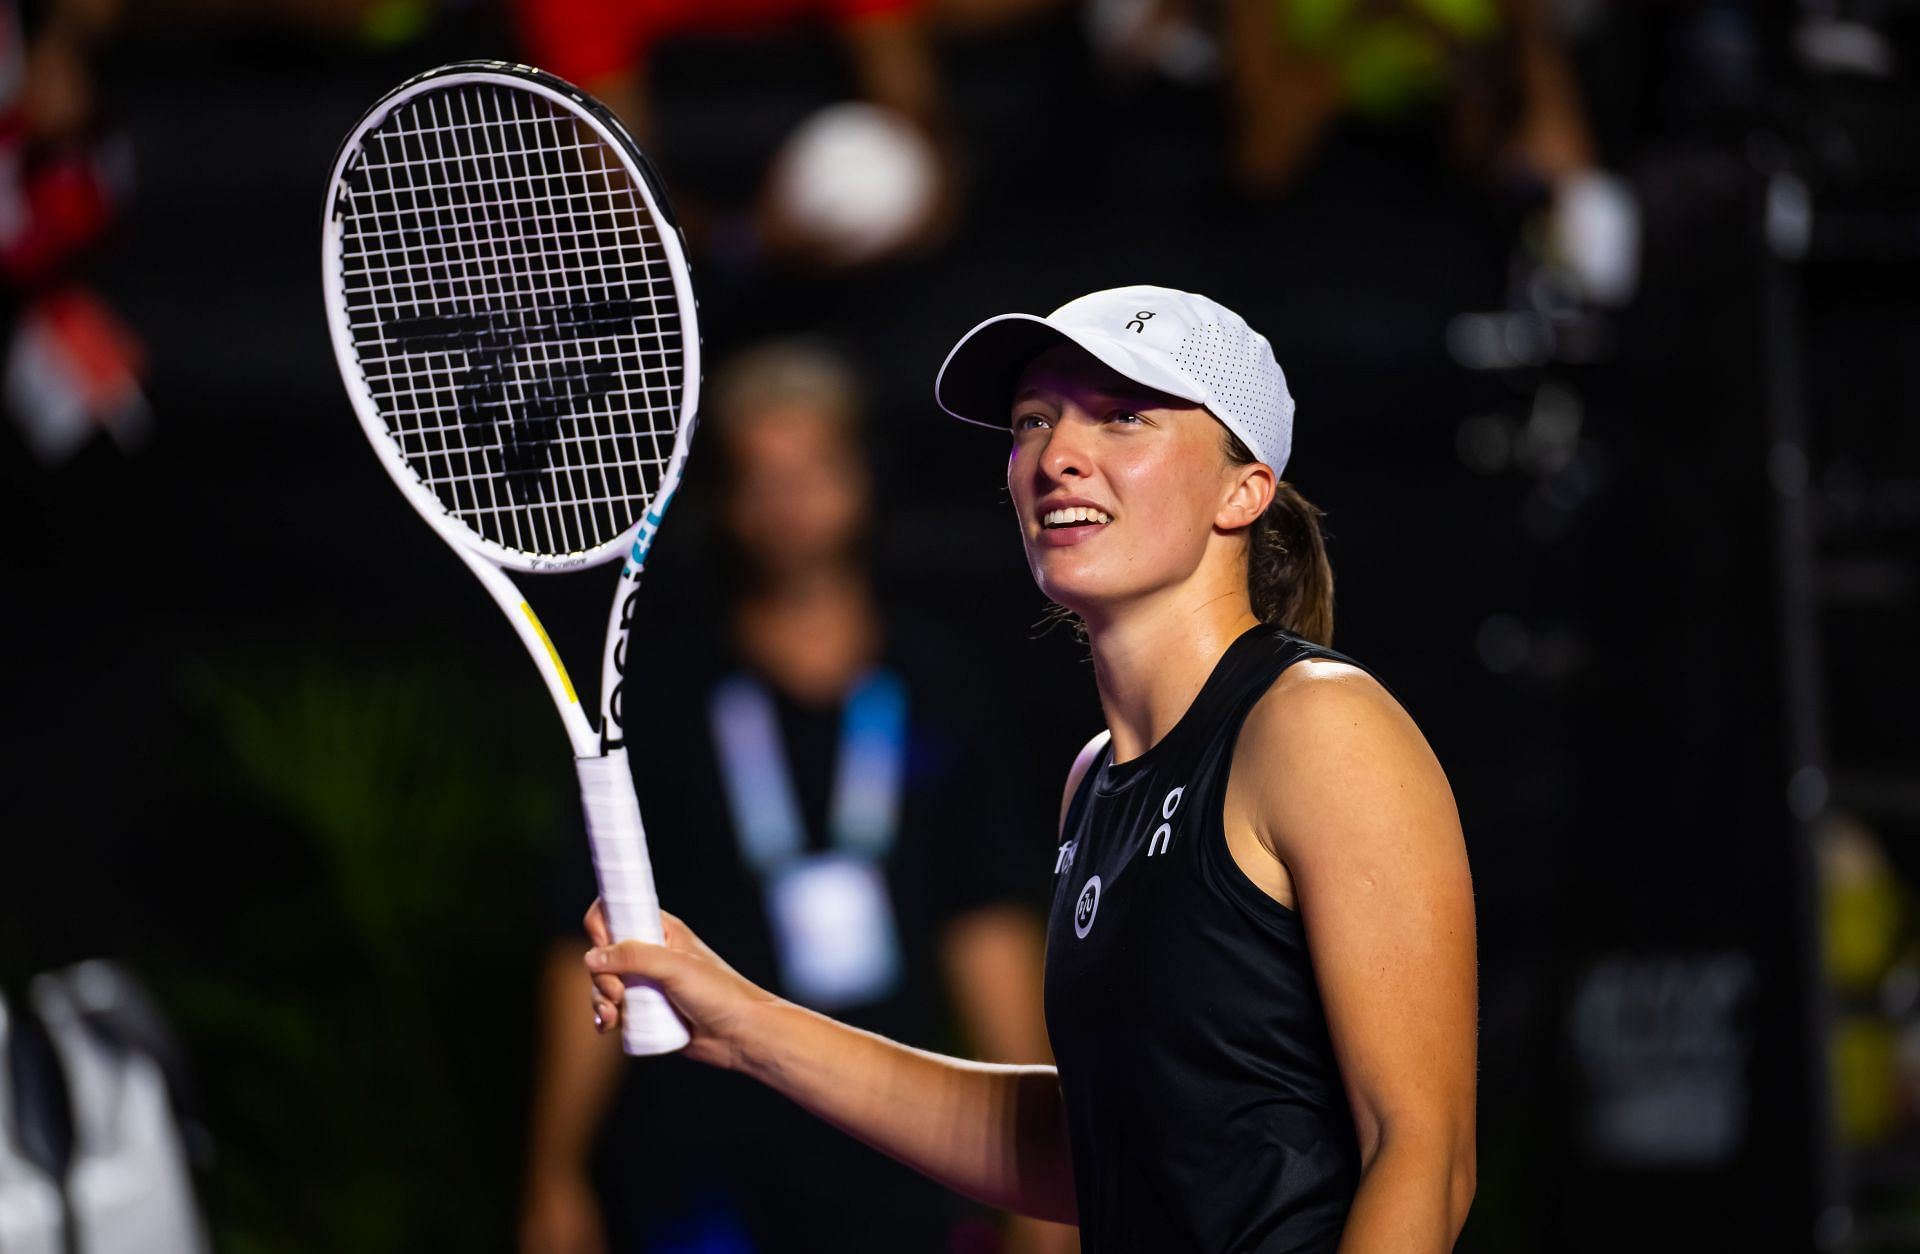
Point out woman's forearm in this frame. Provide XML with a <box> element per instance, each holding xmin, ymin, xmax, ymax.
<box><xmin>1335</xmin><ymin>1129</ymin><xmax>1474</xmax><ymax>1254</ymax></box>
<box><xmin>584</xmin><ymin>907</ymin><xmax>1077</xmax><ymax>1224</ymax></box>
<box><xmin>735</xmin><ymin>998</ymin><xmax>1077</xmax><ymax>1224</ymax></box>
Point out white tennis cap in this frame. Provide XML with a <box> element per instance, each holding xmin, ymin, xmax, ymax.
<box><xmin>934</xmin><ymin>284</ymin><xmax>1295</xmax><ymax>475</ymax></box>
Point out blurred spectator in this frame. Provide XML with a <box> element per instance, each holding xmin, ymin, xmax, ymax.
<box><xmin>1075</xmin><ymin>0</ymin><xmax>1634</xmax><ymax>305</ymax></box>
<box><xmin>520</xmin><ymin>342</ymin><xmax>1070</xmax><ymax>1254</ymax></box>
<box><xmin>1206</xmin><ymin>0</ymin><xmax>1595</xmax><ymax>193</ymax></box>
<box><xmin>0</xmin><ymin>0</ymin><xmax>146</xmax><ymax>466</ymax></box>
<box><xmin>513</xmin><ymin>0</ymin><xmax>957</xmax><ymax>272</ymax></box>
<box><xmin>1819</xmin><ymin>809</ymin><xmax>1920</xmax><ymax>1151</ymax></box>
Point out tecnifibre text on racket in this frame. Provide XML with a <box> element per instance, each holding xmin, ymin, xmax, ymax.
<box><xmin>321</xmin><ymin>61</ymin><xmax>697</xmax><ymax>1055</ymax></box>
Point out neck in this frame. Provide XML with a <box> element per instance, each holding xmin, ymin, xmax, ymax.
<box><xmin>1084</xmin><ymin>584</ymin><xmax>1260</xmax><ymax>764</ymax></box>
<box><xmin>734</xmin><ymin>563</ymin><xmax>879</xmax><ymax>704</ymax></box>
<box><xmin>743</xmin><ymin>561</ymin><xmax>866</xmax><ymax>612</ymax></box>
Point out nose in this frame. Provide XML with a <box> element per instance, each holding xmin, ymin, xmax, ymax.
<box><xmin>1038</xmin><ymin>415</ymin><xmax>1091</xmax><ymax>482</ymax></box>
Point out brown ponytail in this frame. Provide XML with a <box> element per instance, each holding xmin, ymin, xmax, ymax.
<box><xmin>1224</xmin><ymin>430</ymin><xmax>1335</xmax><ymax>646</ymax></box>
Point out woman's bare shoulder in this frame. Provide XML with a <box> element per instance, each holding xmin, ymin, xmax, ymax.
<box><xmin>1256</xmin><ymin>657</ymin><xmax>1418</xmax><ymax>738</ymax></box>
<box><xmin>1236</xmin><ymin>657</ymin><xmax>1452</xmax><ymax>852</ymax></box>
<box><xmin>1058</xmin><ymin>730</ymin><xmax>1112</xmax><ymax>837</ymax></box>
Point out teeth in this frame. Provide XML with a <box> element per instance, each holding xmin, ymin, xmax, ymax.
<box><xmin>1043</xmin><ymin>506</ymin><xmax>1114</xmax><ymax>527</ymax></box>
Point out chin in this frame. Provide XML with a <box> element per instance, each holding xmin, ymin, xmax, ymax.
<box><xmin>1031</xmin><ymin>539</ymin><xmax>1204</xmax><ymax>624</ymax></box>
<box><xmin>1030</xmin><ymin>558</ymin><xmax>1127</xmax><ymax>621</ymax></box>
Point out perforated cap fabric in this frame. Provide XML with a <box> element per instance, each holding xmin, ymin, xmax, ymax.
<box><xmin>934</xmin><ymin>284</ymin><xmax>1295</xmax><ymax>475</ymax></box>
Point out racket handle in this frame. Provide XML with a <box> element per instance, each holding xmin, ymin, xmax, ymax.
<box><xmin>576</xmin><ymin>750</ymin><xmax>691</xmax><ymax>1056</ymax></box>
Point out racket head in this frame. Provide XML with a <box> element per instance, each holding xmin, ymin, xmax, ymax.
<box><xmin>322</xmin><ymin>61</ymin><xmax>700</xmax><ymax>574</ymax></box>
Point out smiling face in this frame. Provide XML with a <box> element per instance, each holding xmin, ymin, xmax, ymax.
<box><xmin>1007</xmin><ymin>343</ymin><xmax>1274</xmax><ymax>624</ymax></box>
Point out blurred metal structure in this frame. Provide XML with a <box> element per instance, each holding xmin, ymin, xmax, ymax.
<box><xmin>1766</xmin><ymin>0</ymin><xmax>1920</xmax><ymax>1240</ymax></box>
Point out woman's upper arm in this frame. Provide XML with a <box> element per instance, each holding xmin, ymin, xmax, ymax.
<box><xmin>1242</xmin><ymin>666</ymin><xmax>1477</xmax><ymax>1165</ymax></box>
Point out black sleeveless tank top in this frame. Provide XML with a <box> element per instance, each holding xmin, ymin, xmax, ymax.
<box><xmin>1044</xmin><ymin>624</ymin><xmax>1384</xmax><ymax>1253</ymax></box>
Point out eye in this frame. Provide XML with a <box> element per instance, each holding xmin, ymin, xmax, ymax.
<box><xmin>1011</xmin><ymin>411</ymin><xmax>1052</xmax><ymax>432</ymax></box>
<box><xmin>1108</xmin><ymin>410</ymin><xmax>1145</xmax><ymax>425</ymax></box>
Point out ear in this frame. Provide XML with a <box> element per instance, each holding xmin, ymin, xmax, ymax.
<box><xmin>1217</xmin><ymin>460</ymin><xmax>1276</xmax><ymax>531</ymax></box>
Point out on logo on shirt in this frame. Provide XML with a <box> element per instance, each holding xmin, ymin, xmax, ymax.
<box><xmin>1147</xmin><ymin>786</ymin><xmax>1184</xmax><ymax>857</ymax></box>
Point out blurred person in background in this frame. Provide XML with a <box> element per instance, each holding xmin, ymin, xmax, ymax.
<box><xmin>0</xmin><ymin>0</ymin><xmax>147</xmax><ymax>467</ymax></box>
<box><xmin>521</xmin><ymin>342</ymin><xmax>1072</xmax><ymax>1254</ymax></box>
<box><xmin>1213</xmin><ymin>0</ymin><xmax>1595</xmax><ymax>195</ymax></box>
<box><xmin>1089</xmin><ymin>0</ymin><xmax>1632</xmax><ymax>305</ymax></box>
<box><xmin>512</xmin><ymin>0</ymin><xmax>957</xmax><ymax>273</ymax></box>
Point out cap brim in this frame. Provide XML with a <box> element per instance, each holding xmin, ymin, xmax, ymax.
<box><xmin>934</xmin><ymin>314</ymin><xmax>1070</xmax><ymax>429</ymax></box>
<box><xmin>934</xmin><ymin>313</ymin><xmax>1208</xmax><ymax>430</ymax></box>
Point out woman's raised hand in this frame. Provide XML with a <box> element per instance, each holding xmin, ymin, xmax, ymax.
<box><xmin>583</xmin><ymin>901</ymin><xmax>775</xmax><ymax>1072</ymax></box>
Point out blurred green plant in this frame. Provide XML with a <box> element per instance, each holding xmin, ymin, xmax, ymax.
<box><xmin>159</xmin><ymin>650</ymin><xmax>565</xmax><ymax>1253</ymax></box>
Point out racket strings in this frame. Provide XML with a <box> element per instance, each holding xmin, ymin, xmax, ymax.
<box><xmin>337</xmin><ymin>81</ymin><xmax>684</xmax><ymax>559</ymax></box>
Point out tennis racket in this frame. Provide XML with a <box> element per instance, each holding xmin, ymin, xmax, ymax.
<box><xmin>321</xmin><ymin>61</ymin><xmax>697</xmax><ymax>1055</ymax></box>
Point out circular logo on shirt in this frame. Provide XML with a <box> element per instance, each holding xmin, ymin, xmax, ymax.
<box><xmin>1073</xmin><ymin>875</ymin><xmax>1102</xmax><ymax>939</ymax></box>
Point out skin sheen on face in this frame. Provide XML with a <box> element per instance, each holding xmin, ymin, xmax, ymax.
<box><xmin>1007</xmin><ymin>343</ymin><xmax>1266</xmax><ymax>623</ymax></box>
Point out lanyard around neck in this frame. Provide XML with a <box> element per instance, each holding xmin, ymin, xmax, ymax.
<box><xmin>709</xmin><ymin>667</ymin><xmax>909</xmax><ymax>876</ymax></box>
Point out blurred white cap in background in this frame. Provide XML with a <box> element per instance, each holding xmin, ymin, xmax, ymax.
<box><xmin>766</xmin><ymin>101</ymin><xmax>939</xmax><ymax>266</ymax></box>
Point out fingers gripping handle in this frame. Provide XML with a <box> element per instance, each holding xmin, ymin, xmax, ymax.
<box><xmin>577</xmin><ymin>750</ymin><xmax>691</xmax><ymax>1055</ymax></box>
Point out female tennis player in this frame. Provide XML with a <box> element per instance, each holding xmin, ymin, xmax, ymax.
<box><xmin>585</xmin><ymin>285</ymin><xmax>1477</xmax><ymax>1253</ymax></box>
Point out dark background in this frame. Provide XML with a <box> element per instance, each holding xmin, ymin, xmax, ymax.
<box><xmin>2</xmin><ymin>1</ymin><xmax>1917</xmax><ymax>1250</ymax></box>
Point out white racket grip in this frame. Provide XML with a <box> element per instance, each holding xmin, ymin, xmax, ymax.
<box><xmin>576</xmin><ymin>750</ymin><xmax>692</xmax><ymax>1056</ymax></box>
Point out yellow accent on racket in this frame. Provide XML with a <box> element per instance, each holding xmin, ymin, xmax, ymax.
<box><xmin>521</xmin><ymin>601</ymin><xmax>578</xmax><ymax>704</ymax></box>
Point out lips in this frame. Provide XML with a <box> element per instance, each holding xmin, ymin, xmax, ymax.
<box><xmin>1033</xmin><ymin>497</ymin><xmax>1114</xmax><ymax>548</ymax></box>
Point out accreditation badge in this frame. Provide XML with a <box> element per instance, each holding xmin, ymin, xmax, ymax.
<box><xmin>764</xmin><ymin>851</ymin><xmax>903</xmax><ymax>1010</ymax></box>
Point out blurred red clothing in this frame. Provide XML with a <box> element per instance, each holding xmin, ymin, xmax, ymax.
<box><xmin>517</xmin><ymin>0</ymin><xmax>917</xmax><ymax>87</ymax></box>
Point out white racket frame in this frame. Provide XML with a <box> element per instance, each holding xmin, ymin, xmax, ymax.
<box><xmin>321</xmin><ymin>61</ymin><xmax>699</xmax><ymax>1055</ymax></box>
